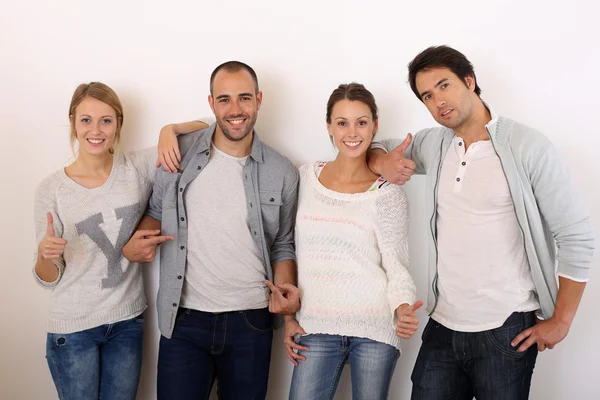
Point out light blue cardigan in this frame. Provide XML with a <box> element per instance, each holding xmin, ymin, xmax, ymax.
<box><xmin>374</xmin><ymin>115</ymin><xmax>595</xmax><ymax>319</ymax></box>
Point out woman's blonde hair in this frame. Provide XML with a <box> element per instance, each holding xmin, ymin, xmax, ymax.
<box><xmin>69</xmin><ymin>82</ymin><xmax>123</xmax><ymax>154</ymax></box>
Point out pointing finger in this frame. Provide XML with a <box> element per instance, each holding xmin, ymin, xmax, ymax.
<box><xmin>134</xmin><ymin>229</ymin><xmax>161</xmax><ymax>239</ymax></box>
<box><xmin>265</xmin><ymin>280</ymin><xmax>283</xmax><ymax>296</ymax></box>
<box><xmin>145</xmin><ymin>235</ymin><xmax>175</xmax><ymax>246</ymax></box>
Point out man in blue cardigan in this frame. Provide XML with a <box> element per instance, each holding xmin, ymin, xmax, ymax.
<box><xmin>369</xmin><ymin>45</ymin><xmax>594</xmax><ymax>400</ymax></box>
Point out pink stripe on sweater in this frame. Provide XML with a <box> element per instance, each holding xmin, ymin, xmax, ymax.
<box><xmin>298</xmin><ymin>214</ymin><xmax>374</xmax><ymax>232</ymax></box>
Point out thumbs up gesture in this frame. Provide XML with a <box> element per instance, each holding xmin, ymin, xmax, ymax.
<box><xmin>374</xmin><ymin>134</ymin><xmax>417</xmax><ymax>185</ymax></box>
<box><xmin>38</xmin><ymin>212</ymin><xmax>67</xmax><ymax>260</ymax></box>
<box><xmin>395</xmin><ymin>300</ymin><xmax>424</xmax><ymax>339</ymax></box>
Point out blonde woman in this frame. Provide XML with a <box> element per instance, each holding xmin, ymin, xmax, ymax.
<box><xmin>33</xmin><ymin>82</ymin><xmax>206</xmax><ymax>400</ymax></box>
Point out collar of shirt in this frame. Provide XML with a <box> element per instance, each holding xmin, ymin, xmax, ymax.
<box><xmin>452</xmin><ymin>136</ymin><xmax>495</xmax><ymax>160</ymax></box>
<box><xmin>483</xmin><ymin>101</ymin><xmax>499</xmax><ymax>128</ymax></box>
<box><xmin>196</xmin><ymin>123</ymin><xmax>265</xmax><ymax>163</ymax></box>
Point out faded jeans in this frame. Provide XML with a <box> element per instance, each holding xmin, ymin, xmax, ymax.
<box><xmin>46</xmin><ymin>315</ymin><xmax>144</xmax><ymax>400</ymax></box>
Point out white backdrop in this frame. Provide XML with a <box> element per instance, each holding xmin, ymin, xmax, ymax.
<box><xmin>1</xmin><ymin>0</ymin><xmax>598</xmax><ymax>399</ymax></box>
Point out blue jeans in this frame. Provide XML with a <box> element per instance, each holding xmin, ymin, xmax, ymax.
<box><xmin>157</xmin><ymin>307</ymin><xmax>273</xmax><ymax>400</ymax></box>
<box><xmin>289</xmin><ymin>334</ymin><xmax>400</xmax><ymax>400</ymax></box>
<box><xmin>45</xmin><ymin>315</ymin><xmax>144</xmax><ymax>400</ymax></box>
<box><xmin>411</xmin><ymin>312</ymin><xmax>538</xmax><ymax>400</ymax></box>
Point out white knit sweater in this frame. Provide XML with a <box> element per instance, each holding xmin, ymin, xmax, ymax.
<box><xmin>33</xmin><ymin>148</ymin><xmax>156</xmax><ymax>334</ymax></box>
<box><xmin>295</xmin><ymin>162</ymin><xmax>416</xmax><ymax>350</ymax></box>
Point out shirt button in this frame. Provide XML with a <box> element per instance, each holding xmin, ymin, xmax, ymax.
<box><xmin>254</xmin><ymin>231</ymin><xmax>257</xmax><ymax>235</ymax></box>
<box><xmin>180</xmin><ymin>246</ymin><xmax>185</xmax><ymax>250</ymax></box>
<box><xmin>172</xmin><ymin>303</ymin><xmax>177</xmax><ymax>307</ymax></box>
<box><xmin>270</xmin><ymin>198</ymin><xmax>275</xmax><ymax>202</ymax></box>
<box><xmin>250</xmin><ymin>203</ymin><xmax>253</xmax><ymax>208</ymax></box>
<box><xmin>197</xmin><ymin>166</ymin><xmax>201</xmax><ymax>170</ymax></box>
<box><xmin>458</xmin><ymin>142</ymin><xmax>463</xmax><ymax>146</ymax></box>
<box><xmin>177</xmin><ymin>275</ymin><xmax>182</xmax><ymax>280</ymax></box>
<box><xmin>179</xmin><ymin>188</ymin><xmax>183</xmax><ymax>192</ymax></box>
<box><xmin>461</xmin><ymin>162</ymin><xmax>466</xmax><ymax>166</ymax></box>
<box><xmin>180</xmin><ymin>217</ymin><xmax>185</xmax><ymax>222</ymax></box>
<box><xmin>456</xmin><ymin>177</ymin><xmax>461</xmax><ymax>182</ymax></box>
<box><xmin>205</xmin><ymin>151</ymin><xmax>209</xmax><ymax>156</ymax></box>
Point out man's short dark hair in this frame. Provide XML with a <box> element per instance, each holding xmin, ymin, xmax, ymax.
<box><xmin>408</xmin><ymin>45</ymin><xmax>481</xmax><ymax>101</ymax></box>
<box><xmin>210</xmin><ymin>61</ymin><xmax>259</xmax><ymax>95</ymax></box>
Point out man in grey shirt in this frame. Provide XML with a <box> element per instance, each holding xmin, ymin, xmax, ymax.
<box><xmin>369</xmin><ymin>46</ymin><xmax>594</xmax><ymax>400</ymax></box>
<box><xmin>123</xmin><ymin>61</ymin><xmax>300</xmax><ymax>400</ymax></box>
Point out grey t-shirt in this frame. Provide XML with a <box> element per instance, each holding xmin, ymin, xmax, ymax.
<box><xmin>181</xmin><ymin>144</ymin><xmax>269</xmax><ymax>312</ymax></box>
<box><xmin>147</xmin><ymin>125</ymin><xmax>299</xmax><ymax>338</ymax></box>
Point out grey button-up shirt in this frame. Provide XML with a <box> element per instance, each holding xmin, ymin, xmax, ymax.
<box><xmin>146</xmin><ymin>124</ymin><xmax>299</xmax><ymax>338</ymax></box>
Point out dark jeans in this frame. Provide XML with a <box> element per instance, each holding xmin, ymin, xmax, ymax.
<box><xmin>46</xmin><ymin>315</ymin><xmax>144</xmax><ymax>400</ymax></box>
<box><xmin>411</xmin><ymin>312</ymin><xmax>538</xmax><ymax>400</ymax></box>
<box><xmin>157</xmin><ymin>307</ymin><xmax>273</xmax><ymax>400</ymax></box>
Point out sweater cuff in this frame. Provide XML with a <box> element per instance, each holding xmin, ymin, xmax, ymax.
<box><xmin>557</xmin><ymin>262</ymin><xmax>591</xmax><ymax>282</ymax></box>
<box><xmin>33</xmin><ymin>259</ymin><xmax>64</xmax><ymax>289</ymax></box>
<box><xmin>557</xmin><ymin>272</ymin><xmax>589</xmax><ymax>283</ymax></box>
<box><xmin>389</xmin><ymin>291</ymin><xmax>417</xmax><ymax>328</ymax></box>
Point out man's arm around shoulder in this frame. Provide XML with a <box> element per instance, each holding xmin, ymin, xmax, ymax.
<box><xmin>368</xmin><ymin>133</ymin><xmax>422</xmax><ymax>184</ymax></box>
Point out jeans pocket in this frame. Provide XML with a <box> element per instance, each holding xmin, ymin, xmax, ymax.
<box><xmin>241</xmin><ymin>309</ymin><xmax>273</xmax><ymax>332</ymax></box>
<box><xmin>421</xmin><ymin>318</ymin><xmax>435</xmax><ymax>342</ymax></box>
<box><xmin>295</xmin><ymin>333</ymin><xmax>314</xmax><ymax>345</ymax></box>
<box><xmin>484</xmin><ymin>324</ymin><xmax>527</xmax><ymax>358</ymax></box>
<box><xmin>175</xmin><ymin>308</ymin><xmax>190</xmax><ymax>325</ymax></box>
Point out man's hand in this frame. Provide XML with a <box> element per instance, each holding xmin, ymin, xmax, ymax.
<box><xmin>157</xmin><ymin>124</ymin><xmax>181</xmax><ymax>173</ymax></box>
<box><xmin>122</xmin><ymin>229</ymin><xmax>174</xmax><ymax>263</ymax></box>
<box><xmin>38</xmin><ymin>212</ymin><xmax>67</xmax><ymax>260</ymax></box>
<box><xmin>265</xmin><ymin>280</ymin><xmax>301</xmax><ymax>314</ymax></box>
<box><xmin>395</xmin><ymin>300</ymin><xmax>423</xmax><ymax>339</ymax></box>
<box><xmin>283</xmin><ymin>317</ymin><xmax>309</xmax><ymax>366</ymax></box>
<box><xmin>370</xmin><ymin>134</ymin><xmax>416</xmax><ymax>185</ymax></box>
<box><xmin>512</xmin><ymin>317</ymin><xmax>570</xmax><ymax>352</ymax></box>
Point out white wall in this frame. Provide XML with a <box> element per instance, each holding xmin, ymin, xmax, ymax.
<box><xmin>1</xmin><ymin>0</ymin><xmax>598</xmax><ymax>398</ymax></box>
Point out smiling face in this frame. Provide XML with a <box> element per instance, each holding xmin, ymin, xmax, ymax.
<box><xmin>208</xmin><ymin>69</ymin><xmax>262</xmax><ymax>143</ymax></box>
<box><xmin>70</xmin><ymin>96</ymin><xmax>119</xmax><ymax>156</ymax></box>
<box><xmin>415</xmin><ymin>67</ymin><xmax>477</xmax><ymax>130</ymax></box>
<box><xmin>327</xmin><ymin>99</ymin><xmax>378</xmax><ymax>159</ymax></box>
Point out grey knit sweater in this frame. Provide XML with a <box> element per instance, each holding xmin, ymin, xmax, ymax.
<box><xmin>33</xmin><ymin>148</ymin><xmax>156</xmax><ymax>334</ymax></box>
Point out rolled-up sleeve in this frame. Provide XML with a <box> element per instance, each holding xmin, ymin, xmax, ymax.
<box><xmin>146</xmin><ymin>168</ymin><xmax>165</xmax><ymax>222</ymax></box>
<box><xmin>269</xmin><ymin>166</ymin><xmax>299</xmax><ymax>264</ymax></box>
<box><xmin>530</xmin><ymin>144</ymin><xmax>595</xmax><ymax>281</ymax></box>
<box><xmin>33</xmin><ymin>180</ymin><xmax>65</xmax><ymax>288</ymax></box>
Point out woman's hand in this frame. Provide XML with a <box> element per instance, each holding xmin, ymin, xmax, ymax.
<box><xmin>283</xmin><ymin>317</ymin><xmax>309</xmax><ymax>366</ymax></box>
<box><xmin>38</xmin><ymin>212</ymin><xmax>67</xmax><ymax>260</ymax></box>
<box><xmin>157</xmin><ymin>124</ymin><xmax>181</xmax><ymax>173</ymax></box>
<box><xmin>395</xmin><ymin>300</ymin><xmax>423</xmax><ymax>339</ymax></box>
